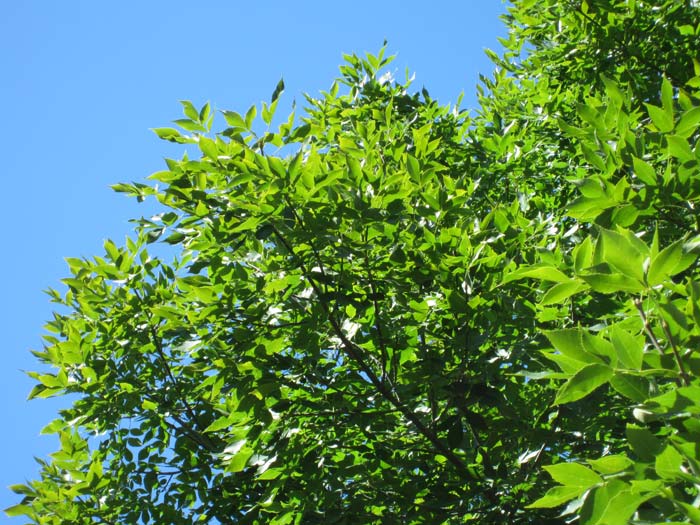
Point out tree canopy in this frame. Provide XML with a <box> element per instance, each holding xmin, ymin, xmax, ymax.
<box><xmin>8</xmin><ymin>1</ymin><xmax>700</xmax><ymax>523</ymax></box>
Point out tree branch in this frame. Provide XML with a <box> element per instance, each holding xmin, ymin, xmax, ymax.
<box><xmin>362</xmin><ymin>236</ymin><xmax>392</xmax><ymax>386</ymax></box>
<box><xmin>146</xmin><ymin>325</ymin><xmax>218</xmax><ymax>452</ymax></box>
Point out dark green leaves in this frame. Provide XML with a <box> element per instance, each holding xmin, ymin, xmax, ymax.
<box><xmin>270</xmin><ymin>78</ymin><xmax>285</xmax><ymax>103</ymax></box>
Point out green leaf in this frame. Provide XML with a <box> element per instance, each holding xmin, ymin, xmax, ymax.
<box><xmin>599</xmin><ymin>228</ymin><xmax>647</xmax><ymax>282</ymax></box>
<box><xmin>258</xmin><ymin>467</ymin><xmax>282</xmax><ymax>481</ymax></box>
<box><xmin>632</xmin><ymin>157</ymin><xmax>658</xmax><ymax>186</ymax></box>
<box><xmin>4</xmin><ymin>504</ymin><xmax>31</xmax><ymax>517</ymax></box>
<box><xmin>609</xmin><ymin>325</ymin><xmax>644</xmax><ymax>370</ymax></box>
<box><xmin>610</xmin><ymin>373</ymin><xmax>649</xmax><ymax>402</ymax></box>
<box><xmin>406</xmin><ymin>154</ymin><xmax>420</xmax><ymax>181</ymax></box>
<box><xmin>221</xmin><ymin>110</ymin><xmax>246</xmax><ymax>129</ymax></box>
<box><xmin>180</xmin><ymin>99</ymin><xmax>199</xmax><ymax>121</ymax></box>
<box><xmin>647</xmin><ymin>239</ymin><xmax>684</xmax><ymax>286</ymax></box>
<box><xmin>573</xmin><ymin>236</ymin><xmax>594</xmax><ymax>273</ymax></box>
<box><xmin>288</xmin><ymin>123</ymin><xmax>310</xmax><ymax>141</ymax></box>
<box><xmin>676</xmin><ymin>106</ymin><xmax>700</xmax><ymax>137</ymax></box>
<box><xmin>262</xmin><ymin>100</ymin><xmax>278</xmax><ymax>126</ymax></box>
<box><xmin>544</xmin><ymin>462</ymin><xmax>603</xmax><ymax>488</ymax></box>
<box><xmin>301</xmin><ymin>166</ymin><xmax>315</xmax><ymax>189</ymax></box>
<box><xmin>626</xmin><ymin>424</ymin><xmax>663</xmax><ymax>462</ymax></box>
<box><xmin>580</xmin><ymin>481</ymin><xmax>628</xmax><ymax>525</ymax></box>
<box><xmin>581</xmin><ymin>331</ymin><xmax>615</xmax><ymax>362</ymax></box>
<box><xmin>540</xmin><ymin>279</ymin><xmax>587</xmax><ymax>305</ymax></box>
<box><xmin>204</xmin><ymin>416</ymin><xmax>232</xmax><ymax>432</ymax></box>
<box><xmin>504</xmin><ymin>264</ymin><xmax>571</xmax><ymax>284</ymax></box>
<box><xmin>587</xmin><ymin>455</ymin><xmax>633</xmax><ymax>474</ymax></box>
<box><xmin>545</xmin><ymin>329</ymin><xmax>602</xmax><ymax>364</ymax></box>
<box><xmin>199</xmin><ymin>101</ymin><xmax>211</xmax><ymax>123</ymax></box>
<box><xmin>103</xmin><ymin>239</ymin><xmax>120</xmax><ymax>262</ymax></box>
<box><xmin>679</xmin><ymin>502</ymin><xmax>700</xmax><ymax>525</ymax></box>
<box><xmin>554</xmin><ymin>363</ymin><xmax>613</xmax><ymax>405</ymax></box>
<box><xmin>526</xmin><ymin>486</ymin><xmax>585</xmax><ymax>509</ymax></box>
<box><xmin>245</xmin><ymin>104</ymin><xmax>257</xmax><ymax>129</ymax></box>
<box><xmin>655</xmin><ymin>445</ymin><xmax>684</xmax><ymax>480</ymax></box>
<box><xmin>647</xmin><ymin>385</ymin><xmax>700</xmax><ymax>413</ymax></box>
<box><xmin>226</xmin><ymin>447</ymin><xmax>254</xmax><ymax>473</ymax></box>
<box><xmin>199</xmin><ymin>136</ymin><xmax>219</xmax><ymax>160</ymax></box>
<box><xmin>580</xmin><ymin>272</ymin><xmax>645</xmax><ymax>293</ymax></box>
<box><xmin>232</xmin><ymin>216</ymin><xmax>262</xmax><ymax>233</ymax></box>
<box><xmin>595</xmin><ymin>490</ymin><xmax>650</xmax><ymax>525</ymax></box>
<box><xmin>667</xmin><ymin>135</ymin><xmax>695</xmax><ymax>162</ymax></box>
<box><xmin>173</xmin><ymin>118</ymin><xmax>207</xmax><ymax>133</ymax></box>
<box><xmin>661</xmin><ymin>77</ymin><xmax>675</xmax><ymax>117</ymax></box>
<box><xmin>645</xmin><ymin>103</ymin><xmax>674</xmax><ymax>132</ymax></box>
<box><xmin>141</xmin><ymin>399</ymin><xmax>158</xmax><ymax>411</ymax></box>
<box><xmin>152</xmin><ymin>127</ymin><xmax>183</xmax><ymax>142</ymax></box>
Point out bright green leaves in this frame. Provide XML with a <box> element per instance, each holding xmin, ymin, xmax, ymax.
<box><xmin>542</xmin><ymin>327</ymin><xmax>642</xmax><ymax>404</ymax></box>
<box><xmin>655</xmin><ymin>444</ymin><xmax>685</xmax><ymax>480</ymax></box>
<box><xmin>676</xmin><ymin>106</ymin><xmax>700</xmax><ymax>137</ymax></box>
<box><xmin>645</xmin><ymin>102</ymin><xmax>674</xmax><ymax>133</ymax></box>
<box><xmin>481</xmin><ymin>1</ymin><xmax>700</xmax><ymax>522</ymax></box>
<box><xmin>644</xmin><ymin>78</ymin><xmax>675</xmax><ymax>133</ymax></box>
<box><xmin>544</xmin><ymin>329</ymin><xmax>606</xmax><ymax>365</ymax></box>
<box><xmin>528</xmin><ymin>463</ymin><xmax>602</xmax><ymax>508</ymax></box>
<box><xmin>15</xmin><ymin>1</ymin><xmax>700</xmax><ymax>522</ymax></box>
<box><xmin>151</xmin><ymin>126</ymin><xmax>193</xmax><ymax>143</ymax></box>
<box><xmin>540</xmin><ymin>279</ymin><xmax>587</xmax><ymax>306</ymax></box>
<box><xmin>545</xmin><ymin>462</ymin><xmax>603</xmax><ymax>489</ymax></box>
<box><xmin>598</xmin><ymin>228</ymin><xmax>647</xmax><ymax>283</ymax></box>
<box><xmin>505</xmin><ymin>264</ymin><xmax>571</xmax><ymax>284</ymax></box>
<box><xmin>647</xmin><ymin>238</ymin><xmax>695</xmax><ymax>286</ymax></box>
<box><xmin>154</xmin><ymin>101</ymin><xmax>214</xmax><ymax>142</ymax></box>
<box><xmin>222</xmin><ymin>109</ymin><xmax>247</xmax><ymax>129</ymax></box>
<box><xmin>632</xmin><ymin>156</ymin><xmax>658</xmax><ymax>186</ymax></box>
<box><xmin>587</xmin><ymin>455</ymin><xmax>633</xmax><ymax>475</ymax></box>
<box><xmin>513</xmin><ymin>226</ymin><xmax>699</xmax><ymax>313</ymax></box>
<box><xmin>609</xmin><ymin>325</ymin><xmax>644</xmax><ymax>370</ymax></box>
<box><xmin>526</xmin><ymin>485</ymin><xmax>588</xmax><ymax>509</ymax></box>
<box><xmin>553</xmin><ymin>363</ymin><xmax>613</xmax><ymax>405</ymax></box>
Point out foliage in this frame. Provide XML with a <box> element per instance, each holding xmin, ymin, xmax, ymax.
<box><xmin>7</xmin><ymin>1</ymin><xmax>700</xmax><ymax>523</ymax></box>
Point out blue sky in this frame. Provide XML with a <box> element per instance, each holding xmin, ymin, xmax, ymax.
<box><xmin>1</xmin><ymin>1</ymin><xmax>506</xmax><ymax>517</ymax></box>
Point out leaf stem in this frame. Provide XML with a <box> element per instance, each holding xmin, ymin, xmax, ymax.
<box><xmin>660</xmin><ymin>319</ymin><xmax>691</xmax><ymax>386</ymax></box>
<box><xmin>634</xmin><ymin>298</ymin><xmax>664</xmax><ymax>354</ymax></box>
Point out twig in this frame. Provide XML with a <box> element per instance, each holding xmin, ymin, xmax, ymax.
<box><xmin>660</xmin><ymin>319</ymin><xmax>691</xmax><ymax>386</ymax></box>
<box><xmin>362</xmin><ymin>234</ymin><xmax>391</xmax><ymax>385</ymax></box>
<box><xmin>634</xmin><ymin>298</ymin><xmax>665</xmax><ymax>354</ymax></box>
<box><xmin>147</xmin><ymin>325</ymin><xmax>218</xmax><ymax>452</ymax></box>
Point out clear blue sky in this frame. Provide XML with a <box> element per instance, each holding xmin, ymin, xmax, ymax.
<box><xmin>1</xmin><ymin>1</ymin><xmax>506</xmax><ymax>517</ymax></box>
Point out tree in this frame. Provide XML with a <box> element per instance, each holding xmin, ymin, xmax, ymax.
<box><xmin>8</xmin><ymin>1</ymin><xmax>700</xmax><ymax>523</ymax></box>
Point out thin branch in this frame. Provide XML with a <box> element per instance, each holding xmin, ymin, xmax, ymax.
<box><xmin>660</xmin><ymin>319</ymin><xmax>691</xmax><ymax>386</ymax></box>
<box><xmin>635</xmin><ymin>298</ymin><xmax>690</xmax><ymax>386</ymax></box>
<box><xmin>165</xmin><ymin>413</ymin><xmax>217</xmax><ymax>453</ymax></box>
<box><xmin>146</xmin><ymin>325</ymin><xmax>218</xmax><ymax>452</ymax></box>
<box><xmin>634</xmin><ymin>298</ymin><xmax>665</xmax><ymax>354</ymax></box>
<box><xmin>362</xmin><ymin>235</ymin><xmax>391</xmax><ymax>385</ymax></box>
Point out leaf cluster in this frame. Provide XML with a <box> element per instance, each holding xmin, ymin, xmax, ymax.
<box><xmin>8</xmin><ymin>1</ymin><xmax>700</xmax><ymax>524</ymax></box>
